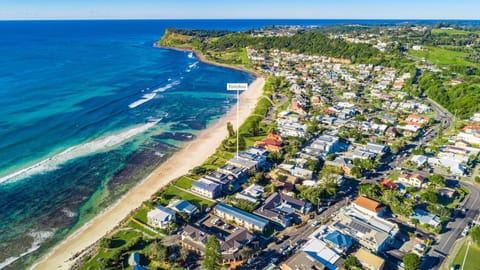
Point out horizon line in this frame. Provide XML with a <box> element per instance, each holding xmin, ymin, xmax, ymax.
<box><xmin>1</xmin><ymin>18</ymin><xmax>480</xmax><ymax>21</ymax></box>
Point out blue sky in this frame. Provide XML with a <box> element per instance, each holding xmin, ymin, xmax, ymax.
<box><xmin>0</xmin><ymin>0</ymin><xmax>478</xmax><ymax>20</ymax></box>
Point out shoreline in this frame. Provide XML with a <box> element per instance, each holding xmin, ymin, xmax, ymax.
<box><xmin>154</xmin><ymin>43</ymin><xmax>261</xmax><ymax>77</ymax></box>
<box><xmin>31</xmin><ymin>51</ymin><xmax>265</xmax><ymax>269</ymax></box>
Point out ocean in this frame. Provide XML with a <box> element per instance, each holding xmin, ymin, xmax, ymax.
<box><xmin>0</xmin><ymin>19</ymin><xmax>455</xmax><ymax>269</ymax></box>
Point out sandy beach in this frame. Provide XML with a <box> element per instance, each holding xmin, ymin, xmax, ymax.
<box><xmin>31</xmin><ymin>73</ymin><xmax>265</xmax><ymax>270</ymax></box>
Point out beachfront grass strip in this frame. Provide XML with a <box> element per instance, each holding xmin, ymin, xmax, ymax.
<box><xmin>132</xmin><ymin>207</ymin><xmax>149</xmax><ymax>224</ymax></box>
<box><xmin>174</xmin><ymin>176</ymin><xmax>194</xmax><ymax>189</ymax></box>
<box><xmin>78</xmin><ymin>230</ymin><xmax>144</xmax><ymax>270</ymax></box>
<box><xmin>128</xmin><ymin>220</ymin><xmax>157</xmax><ymax>237</ymax></box>
<box><xmin>453</xmin><ymin>241</ymin><xmax>480</xmax><ymax>269</ymax></box>
<box><xmin>160</xmin><ymin>185</ymin><xmax>214</xmax><ymax>210</ymax></box>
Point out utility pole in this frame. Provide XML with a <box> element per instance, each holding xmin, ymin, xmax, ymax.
<box><xmin>227</xmin><ymin>83</ymin><xmax>248</xmax><ymax>157</ymax></box>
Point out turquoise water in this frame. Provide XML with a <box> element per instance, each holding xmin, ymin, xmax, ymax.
<box><xmin>0</xmin><ymin>20</ymin><xmax>255</xmax><ymax>269</ymax></box>
<box><xmin>0</xmin><ymin>19</ymin><xmax>432</xmax><ymax>269</ymax></box>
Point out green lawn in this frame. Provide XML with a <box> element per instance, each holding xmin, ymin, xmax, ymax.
<box><xmin>174</xmin><ymin>176</ymin><xmax>194</xmax><ymax>189</ymax></box>
<box><xmin>132</xmin><ymin>207</ymin><xmax>149</xmax><ymax>224</ymax></box>
<box><xmin>79</xmin><ymin>230</ymin><xmax>144</xmax><ymax>270</ymax></box>
<box><xmin>161</xmin><ymin>185</ymin><xmax>214</xmax><ymax>210</ymax></box>
<box><xmin>409</xmin><ymin>46</ymin><xmax>477</xmax><ymax>67</ymax></box>
<box><xmin>431</xmin><ymin>28</ymin><xmax>478</xmax><ymax>36</ymax></box>
<box><xmin>453</xmin><ymin>242</ymin><xmax>480</xmax><ymax>270</ymax></box>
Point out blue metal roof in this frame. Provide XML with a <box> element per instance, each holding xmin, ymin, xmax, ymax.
<box><xmin>214</xmin><ymin>203</ymin><xmax>269</xmax><ymax>229</ymax></box>
<box><xmin>172</xmin><ymin>200</ymin><xmax>197</xmax><ymax>213</ymax></box>
<box><xmin>325</xmin><ymin>231</ymin><xmax>352</xmax><ymax>249</ymax></box>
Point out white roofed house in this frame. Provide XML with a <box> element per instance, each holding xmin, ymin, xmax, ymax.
<box><xmin>365</xmin><ymin>142</ymin><xmax>389</xmax><ymax>156</ymax></box>
<box><xmin>410</xmin><ymin>209</ymin><xmax>441</xmax><ymax>228</ymax></box>
<box><xmin>278</xmin><ymin>163</ymin><xmax>313</xmax><ymax>180</ymax></box>
<box><xmin>147</xmin><ymin>205</ymin><xmax>176</xmax><ymax>229</ymax></box>
<box><xmin>227</xmin><ymin>147</ymin><xmax>268</xmax><ymax>170</ymax></box>
<box><xmin>352</xmin><ymin>148</ymin><xmax>377</xmax><ymax>160</ymax></box>
<box><xmin>398</xmin><ymin>173</ymin><xmax>426</xmax><ymax>188</ymax></box>
<box><xmin>191</xmin><ymin>178</ymin><xmax>222</xmax><ymax>199</ymax></box>
<box><xmin>304</xmin><ymin>134</ymin><xmax>342</xmax><ymax>157</ymax></box>
<box><xmin>277</xmin><ymin>118</ymin><xmax>307</xmax><ymax>138</ymax></box>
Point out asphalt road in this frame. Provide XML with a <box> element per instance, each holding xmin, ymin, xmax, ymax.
<box><xmin>425</xmin><ymin>181</ymin><xmax>480</xmax><ymax>269</ymax></box>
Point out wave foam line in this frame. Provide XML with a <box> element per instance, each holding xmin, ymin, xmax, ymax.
<box><xmin>128</xmin><ymin>93</ymin><xmax>157</xmax><ymax>109</ymax></box>
<box><xmin>0</xmin><ymin>231</ymin><xmax>54</xmax><ymax>269</ymax></box>
<box><xmin>185</xmin><ymin>61</ymin><xmax>199</xmax><ymax>73</ymax></box>
<box><xmin>0</xmin><ymin>121</ymin><xmax>159</xmax><ymax>185</ymax></box>
<box><xmin>128</xmin><ymin>80</ymin><xmax>181</xmax><ymax>109</ymax></box>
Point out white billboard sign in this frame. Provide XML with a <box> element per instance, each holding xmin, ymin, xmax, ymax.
<box><xmin>227</xmin><ymin>83</ymin><xmax>248</xmax><ymax>91</ymax></box>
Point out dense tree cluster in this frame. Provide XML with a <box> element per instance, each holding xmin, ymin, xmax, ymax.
<box><xmin>419</xmin><ymin>71</ymin><xmax>480</xmax><ymax>117</ymax></box>
<box><xmin>165</xmin><ymin>28</ymin><xmax>381</xmax><ymax>63</ymax></box>
<box><xmin>167</xmin><ymin>28</ymin><xmax>232</xmax><ymax>38</ymax></box>
<box><xmin>207</xmin><ymin>31</ymin><xmax>380</xmax><ymax>63</ymax></box>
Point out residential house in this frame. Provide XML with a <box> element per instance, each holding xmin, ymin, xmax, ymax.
<box><xmin>167</xmin><ymin>199</ymin><xmax>198</xmax><ymax>217</ymax></box>
<box><xmin>365</xmin><ymin>142</ymin><xmax>389</xmax><ymax>155</ymax></box>
<box><xmin>299</xmin><ymin>239</ymin><xmax>342</xmax><ymax>270</ymax></box>
<box><xmin>305</xmin><ymin>135</ymin><xmax>341</xmax><ymax>157</ymax></box>
<box><xmin>403</xmin><ymin>114</ymin><xmax>430</xmax><ymax>125</ymax></box>
<box><xmin>254</xmin><ymin>192</ymin><xmax>312</xmax><ymax>227</ymax></box>
<box><xmin>385</xmin><ymin>127</ymin><xmax>398</xmax><ymax>139</ymax></box>
<box><xmin>289</xmin><ymin>97</ymin><xmax>307</xmax><ymax>115</ymax></box>
<box><xmin>439</xmin><ymin>188</ymin><xmax>456</xmax><ymax>199</ymax></box>
<box><xmin>236</xmin><ymin>184</ymin><xmax>264</xmax><ymax>203</ymax></box>
<box><xmin>352</xmin><ymin>196</ymin><xmax>386</xmax><ymax>217</ymax></box>
<box><xmin>278</xmin><ymin>163</ymin><xmax>313</xmax><ymax>180</ymax></box>
<box><xmin>227</xmin><ymin>147</ymin><xmax>268</xmax><ymax>170</ymax></box>
<box><xmin>147</xmin><ymin>205</ymin><xmax>176</xmax><ymax>229</ymax></box>
<box><xmin>217</xmin><ymin>164</ymin><xmax>249</xmax><ymax>183</ymax></box>
<box><xmin>332</xmin><ymin>208</ymin><xmax>398</xmax><ymax>253</ymax></box>
<box><xmin>191</xmin><ymin>178</ymin><xmax>222</xmax><ymax>199</ymax></box>
<box><xmin>181</xmin><ymin>224</ymin><xmax>257</xmax><ymax>263</ymax></box>
<box><xmin>380</xmin><ymin>179</ymin><xmax>398</xmax><ymax>190</ymax></box>
<box><xmin>281</xmin><ymin>251</ymin><xmax>329</xmax><ymax>270</ymax></box>
<box><xmin>353</xmin><ymin>248</ymin><xmax>385</xmax><ymax>270</ymax></box>
<box><xmin>410</xmin><ymin>209</ymin><xmax>441</xmax><ymax>228</ymax></box>
<box><xmin>213</xmin><ymin>203</ymin><xmax>269</xmax><ymax>232</ymax></box>
<box><xmin>456</xmin><ymin>132</ymin><xmax>480</xmax><ymax>145</ymax></box>
<box><xmin>128</xmin><ymin>253</ymin><xmax>141</xmax><ymax>267</ymax></box>
<box><xmin>255</xmin><ymin>133</ymin><xmax>284</xmax><ymax>152</ymax></box>
<box><xmin>324</xmin><ymin>231</ymin><xmax>353</xmax><ymax>253</ymax></box>
<box><xmin>428</xmin><ymin>152</ymin><xmax>467</xmax><ymax>176</ymax></box>
<box><xmin>398</xmin><ymin>173</ymin><xmax>426</xmax><ymax>188</ymax></box>
<box><xmin>352</xmin><ymin>148</ymin><xmax>376</xmax><ymax>160</ymax></box>
<box><xmin>205</xmin><ymin>170</ymin><xmax>239</xmax><ymax>193</ymax></box>
<box><xmin>325</xmin><ymin>156</ymin><xmax>354</xmax><ymax>175</ymax></box>
<box><xmin>411</xmin><ymin>155</ymin><xmax>428</xmax><ymax>168</ymax></box>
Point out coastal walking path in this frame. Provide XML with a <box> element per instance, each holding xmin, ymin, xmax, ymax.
<box><xmin>31</xmin><ymin>77</ymin><xmax>265</xmax><ymax>270</ymax></box>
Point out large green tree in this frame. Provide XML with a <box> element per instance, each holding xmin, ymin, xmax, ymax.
<box><xmin>203</xmin><ymin>235</ymin><xmax>222</xmax><ymax>270</ymax></box>
<box><xmin>227</xmin><ymin>122</ymin><xmax>235</xmax><ymax>137</ymax></box>
<box><xmin>403</xmin><ymin>253</ymin><xmax>421</xmax><ymax>270</ymax></box>
<box><xmin>470</xmin><ymin>226</ymin><xmax>480</xmax><ymax>246</ymax></box>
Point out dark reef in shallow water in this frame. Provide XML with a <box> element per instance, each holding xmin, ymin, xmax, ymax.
<box><xmin>153</xmin><ymin>132</ymin><xmax>196</xmax><ymax>141</ymax></box>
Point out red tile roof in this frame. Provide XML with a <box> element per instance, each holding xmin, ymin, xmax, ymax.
<box><xmin>353</xmin><ymin>196</ymin><xmax>384</xmax><ymax>213</ymax></box>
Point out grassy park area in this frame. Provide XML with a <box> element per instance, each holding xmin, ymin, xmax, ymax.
<box><xmin>409</xmin><ymin>46</ymin><xmax>478</xmax><ymax>68</ymax></box>
<box><xmin>453</xmin><ymin>242</ymin><xmax>480</xmax><ymax>270</ymax></box>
